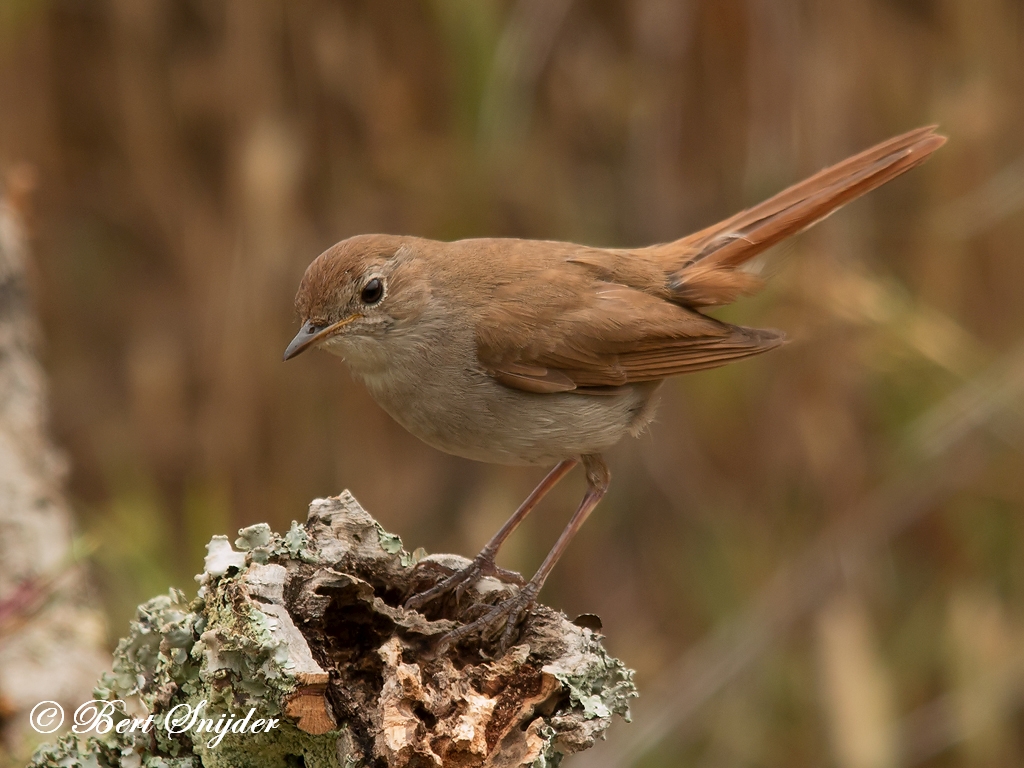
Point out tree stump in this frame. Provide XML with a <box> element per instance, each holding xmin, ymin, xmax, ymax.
<box><xmin>31</xmin><ymin>492</ymin><xmax>636</xmax><ymax>767</ymax></box>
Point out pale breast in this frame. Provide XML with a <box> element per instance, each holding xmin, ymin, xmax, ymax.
<box><xmin>326</xmin><ymin>327</ymin><xmax>660</xmax><ymax>466</ymax></box>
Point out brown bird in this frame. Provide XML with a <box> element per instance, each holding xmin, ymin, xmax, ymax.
<box><xmin>285</xmin><ymin>126</ymin><xmax>944</xmax><ymax>649</ymax></box>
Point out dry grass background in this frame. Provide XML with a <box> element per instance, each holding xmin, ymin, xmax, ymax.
<box><xmin>1</xmin><ymin>1</ymin><xmax>1023</xmax><ymax>766</ymax></box>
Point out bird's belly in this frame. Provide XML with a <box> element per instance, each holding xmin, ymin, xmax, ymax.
<box><xmin>357</xmin><ymin>368</ymin><xmax>660</xmax><ymax>466</ymax></box>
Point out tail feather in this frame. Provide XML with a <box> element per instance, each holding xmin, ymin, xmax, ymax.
<box><xmin>650</xmin><ymin>126</ymin><xmax>945</xmax><ymax>306</ymax></box>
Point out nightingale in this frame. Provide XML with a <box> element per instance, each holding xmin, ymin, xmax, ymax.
<box><xmin>285</xmin><ymin>126</ymin><xmax>944</xmax><ymax>650</ymax></box>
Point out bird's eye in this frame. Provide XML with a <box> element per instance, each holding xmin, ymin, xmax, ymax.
<box><xmin>360</xmin><ymin>277</ymin><xmax>384</xmax><ymax>305</ymax></box>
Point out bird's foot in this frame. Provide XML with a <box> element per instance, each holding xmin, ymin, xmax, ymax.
<box><xmin>436</xmin><ymin>582</ymin><xmax>540</xmax><ymax>655</ymax></box>
<box><xmin>404</xmin><ymin>552</ymin><xmax>525</xmax><ymax>612</ymax></box>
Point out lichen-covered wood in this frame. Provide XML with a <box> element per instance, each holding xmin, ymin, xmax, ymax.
<box><xmin>30</xmin><ymin>492</ymin><xmax>636</xmax><ymax>767</ymax></box>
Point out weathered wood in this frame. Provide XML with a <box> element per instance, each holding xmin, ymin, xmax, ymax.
<box><xmin>30</xmin><ymin>493</ymin><xmax>636</xmax><ymax>767</ymax></box>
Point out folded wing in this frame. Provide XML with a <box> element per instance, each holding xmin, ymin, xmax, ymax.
<box><xmin>476</xmin><ymin>277</ymin><xmax>783</xmax><ymax>393</ymax></box>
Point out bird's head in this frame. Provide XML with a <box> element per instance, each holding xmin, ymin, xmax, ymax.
<box><xmin>284</xmin><ymin>234</ymin><xmax>429</xmax><ymax>361</ymax></box>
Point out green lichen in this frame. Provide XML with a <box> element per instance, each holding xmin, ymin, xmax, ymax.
<box><xmin>235</xmin><ymin>524</ymin><xmax>273</xmax><ymax>551</ymax></box>
<box><xmin>539</xmin><ymin>625</ymin><xmax>637</xmax><ymax>765</ymax></box>
<box><xmin>547</xmin><ymin>633</ymin><xmax>636</xmax><ymax>723</ymax></box>
<box><xmin>282</xmin><ymin>522</ymin><xmax>314</xmax><ymax>561</ymax></box>
<box><xmin>373</xmin><ymin>521</ymin><xmax>427</xmax><ymax>567</ymax></box>
<box><xmin>28</xmin><ymin>537</ymin><xmax>346</xmax><ymax>768</ymax></box>
<box><xmin>375</xmin><ymin>524</ymin><xmax>404</xmax><ymax>555</ymax></box>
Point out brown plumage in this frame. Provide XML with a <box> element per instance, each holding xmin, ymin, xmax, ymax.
<box><xmin>285</xmin><ymin>127</ymin><xmax>945</xmax><ymax>649</ymax></box>
<box><xmin>475</xmin><ymin>126</ymin><xmax>944</xmax><ymax>394</ymax></box>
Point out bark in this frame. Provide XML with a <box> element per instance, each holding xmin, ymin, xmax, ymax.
<box><xmin>0</xmin><ymin>172</ymin><xmax>109</xmax><ymax>754</ymax></box>
<box><xmin>29</xmin><ymin>492</ymin><xmax>636</xmax><ymax>767</ymax></box>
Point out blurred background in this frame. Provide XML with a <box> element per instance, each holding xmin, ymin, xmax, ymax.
<box><xmin>1</xmin><ymin>0</ymin><xmax>1023</xmax><ymax>766</ymax></box>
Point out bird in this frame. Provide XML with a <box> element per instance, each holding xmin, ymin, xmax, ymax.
<box><xmin>284</xmin><ymin>126</ymin><xmax>945</xmax><ymax>650</ymax></box>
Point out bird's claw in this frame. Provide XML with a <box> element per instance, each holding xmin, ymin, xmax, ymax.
<box><xmin>405</xmin><ymin>552</ymin><xmax>537</xmax><ymax>655</ymax></box>
<box><xmin>436</xmin><ymin>583</ymin><xmax>539</xmax><ymax>656</ymax></box>
<box><xmin>404</xmin><ymin>552</ymin><xmax>523</xmax><ymax>612</ymax></box>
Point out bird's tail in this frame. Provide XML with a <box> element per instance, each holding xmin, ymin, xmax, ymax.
<box><xmin>646</xmin><ymin>126</ymin><xmax>946</xmax><ymax>307</ymax></box>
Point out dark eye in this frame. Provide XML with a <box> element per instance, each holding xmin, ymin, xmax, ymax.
<box><xmin>360</xmin><ymin>278</ymin><xmax>384</xmax><ymax>305</ymax></box>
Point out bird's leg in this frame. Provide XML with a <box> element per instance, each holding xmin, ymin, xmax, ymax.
<box><xmin>405</xmin><ymin>458</ymin><xmax>577</xmax><ymax>610</ymax></box>
<box><xmin>438</xmin><ymin>454</ymin><xmax>610</xmax><ymax>654</ymax></box>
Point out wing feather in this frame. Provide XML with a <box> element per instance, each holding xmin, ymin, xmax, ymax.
<box><xmin>476</xmin><ymin>279</ymin><xmax>783</xmax><ymax>392</ymax></box>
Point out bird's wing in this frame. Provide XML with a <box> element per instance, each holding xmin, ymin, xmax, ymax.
<box><xmin>475</xmin><ymin>274</ymin><xmax>783</xmax><ymax>393</ymax></box>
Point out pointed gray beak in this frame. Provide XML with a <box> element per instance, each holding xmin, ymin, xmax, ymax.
<box><xmin>283</xmin><ymin>320</ymin><xmax>321</xmax><ymax>361</ymax></box>
<box><xmin>283</xmin><ymin>315</ymin><xmax>361</xmax><ymax>361</ymax></box>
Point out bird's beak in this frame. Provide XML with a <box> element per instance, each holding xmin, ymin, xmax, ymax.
<box><xmin>283</xmin><ymin>316</ymin><xmax>360</xmax><ymax>361</ymax></box>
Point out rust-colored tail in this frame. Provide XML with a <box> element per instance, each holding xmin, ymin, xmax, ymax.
<box><xmin>649</xmin><ymin>126</ymin><xmax>946</xmax><ymax>307</ymax></box>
